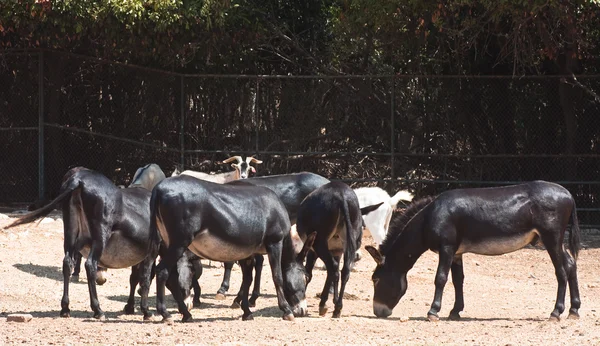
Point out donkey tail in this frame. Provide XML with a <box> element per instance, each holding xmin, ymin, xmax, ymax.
<box><xmin>148</xmin><ymin>185</ymin><xmax>162</xmax><ymax>254</ymax></box>
<box><xmin>341</xmin><ymin>200</ymin><xmax>358</xmax><ymax>264</ymax></box>
<box><xmin>568</xmin><ymin>199</ymin><xmax>581</xmax><ymax>262</ymax></box>
<box><xmin>3</xmin><ymin>177</ymin><xmax>81</xmax><ymax>230</ymax></box>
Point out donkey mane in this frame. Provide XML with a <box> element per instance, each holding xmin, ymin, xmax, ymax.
<box><xmin>379</xmin><ymin>196</ymin><xmax>436</xmax><ymax>254</ymax></box>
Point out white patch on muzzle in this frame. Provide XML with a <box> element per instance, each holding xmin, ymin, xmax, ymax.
<box><xmin>293</xmin><ymin>299</ymin><xmax>308</xmax><ymax>317</ymax></box>
<box><xmin>373</xmin><ymin>301</ymin><xmax>392</xmax><ymax>318</ymax></box>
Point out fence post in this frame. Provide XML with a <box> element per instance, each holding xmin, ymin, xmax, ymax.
<box><xmin>38</xmin><ymin>50</ymin><xmax>45</xmax><ymax>201</ymax></box>
<box><xmin>179</xmin><ymin>75</ymin><xmax>185</xmax><ymax>170</ymax></box>
<box><xmin>390</xmin><ymin>76</ymin><xmax>395</xmax><ymax>182</ymax></box>
<box><xmin>255</xmin><ymin>77</ymin><xmax>260</xmax><ymax>153</ymax></box>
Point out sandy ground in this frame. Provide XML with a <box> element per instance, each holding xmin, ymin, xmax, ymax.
<box><xmin>1</xmin><ymin>212</ymin><xmax>600</xmax><ymax>346</ymax></box>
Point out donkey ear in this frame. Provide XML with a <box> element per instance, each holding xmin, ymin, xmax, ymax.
<box><xmin>250</xmin><ymin>166</ymin><xmax>256</xmax><ymax>173</ymax></box>
<box><xmin>297</xmin><ymin>232</ymin><xmax>316</xmax><ymax>262</ymax></box>
<box><xmin>365</xmin><ymin>245</ymin><xmax>384</xmax><ymax>265</ymax></box>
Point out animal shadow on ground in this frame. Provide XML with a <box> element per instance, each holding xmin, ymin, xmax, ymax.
<box><xmin>2</xmin><ymin>310</ymin><xmax>97</xmax><ymax>319</ymax></box>
<box><xmin>13</xmin><ymin>263</ymin><xmax>78</xmax><ymax>283</ymax></box>
<box><xmin>106</xmin><ymin>294</ymin><xmax>221</xmax><ymax>310</ymax></box>
<box><xmin>353</xmin><ymin>314</ymin><xmax>545</xmax><ymax>322</ymax></box>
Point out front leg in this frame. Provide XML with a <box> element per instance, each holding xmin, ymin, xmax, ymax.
<box><xmin>448</xmin><ymin>255</ymin><xmax>465</xmax><ymax>320</ymax></box>
<box><xmin>265</xmin><ymin>242</ymin><xmax>294</xmax><ymax>320</ymax></box>
<box><xmin>249</xmin><ymin>254</ymin><xmax>264</xmax><ymax>307</ymax></box>
<box><xmin>427</xmin><ymin>245</ymin><xmax>455</xmax><ymax>322</ymax></box>
<box><xmin>124</xmin><ymin>264</ymin><xmax>141</xmax><ymax>314</ymax></box>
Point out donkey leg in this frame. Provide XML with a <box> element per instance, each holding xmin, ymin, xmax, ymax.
<box><xmin>192</xmin><ymin>258</ymin><xmax>203</xmax><ymax>308</ymax></box>
<box><xmin>563</xmin><ymin>251</ymin><xmax>581</xmax><ymax>319</ymax></box>
<box><xmin>237</xmin><ymin>258</ymin><xmax>255</xmax><ymax>320</ymax></box>
<box><xmin>314</xmin><ymin>245</ymin><xmax>338</xmax><ymax>317</ymax></box>
<box><xmin>448</xmin><ymin>255</ymin><xmax>465</xmax><ymax>320</ymax></box>
<box><xmin>124</xmin><ymin>264</ymin><xmax>141</xmax><ymax>314</ymax></box>
<box><xmin>60</xmin><ymin>252</ymin><xmax>75</xmax><ymax>317</ymax></box>
<box><xmin>249</xmin><ymin>254</ymin><xmax>264</xmax><ymax>307</ymax></box>
<box><xmin>542</xmin><ymin>234</ymin><xmax>568</xmax><ymax>321</ymax></box>
<box><xmin>427</xmin><ymin>245</ymin><xmax>454</xmax><ymax>322</ymax></box>
<box><xmin>216</xmin><ymin>261</ymin><xmax>234</xmax><ymax>300</ymax></box>
<box><xmin>61</xmin><ymin>201</ymin><xmax>78</xmax><ymax>317</ymax></box>
<box><xmin>265</xmin><ymin>242</ymin><xmax>295</xmax><ymax>320</ymax></box>
<box><xmin>84</xmin><ymin>242</ymin><xmax>106</xmax><ymax>320</ymax></box>
<box><xmin>138</xmin><ymin>252</ymin><xmax>158</xmax><ymax>320</ymax></box>
<box><xmin>156</xmin><ymin>246</ymin><xmax>189</xmax><ymax>322</ymax></box>
<box><xmin>304</xmin><ymin>250</ymin><xmax>318</xmax><ymax>288</ymax></box>
<box><xmin>333</xmin><ymin>255</ymin><xmax>351</xmax><ymax>318</ymax></box>
<box><xmin>72</xmin><ymin>252</ymin><xmax>82</xmax><ymax>282</ymax></box>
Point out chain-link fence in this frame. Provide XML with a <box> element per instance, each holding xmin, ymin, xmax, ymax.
<box><xmin>1</xmin><ymin>49</ymin><xmax>599</xmax><ymax>226</ymax></box>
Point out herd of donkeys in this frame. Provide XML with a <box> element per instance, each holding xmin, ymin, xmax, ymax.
<box><xmin>4</xmin><ymin>155</ymin><xmax>583</xmax><ymax>323</ymax></box>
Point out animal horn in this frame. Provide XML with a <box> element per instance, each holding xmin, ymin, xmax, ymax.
<box><xmin>222</xmin><ymin>156</ymin><xmax>243</xmax><ymax>164</ymax></box>
<box><xmin>246</xmin><ymin>156</ymin><xmax>263</xmax><ymax>165</ymax></box>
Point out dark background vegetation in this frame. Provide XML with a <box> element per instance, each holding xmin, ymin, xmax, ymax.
<box><xmin>1</xmin><ymin>0</ymin><xmax>599</xmax><ymax>224</ymax></box>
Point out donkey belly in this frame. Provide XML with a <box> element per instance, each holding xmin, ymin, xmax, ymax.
<box><xmin>188</xmin><ymin>231</ymin><xmax>262</xmax><ymax>262</ymax></box>
<box><xmin>456</xmin><ymin>229</ymin><xmax>540</xmax><ymax>256</ymax></box>
<box><xmin>80</xmin><ymin>232</ymin><xmax>147</xmax><ymax>269</ymax></box>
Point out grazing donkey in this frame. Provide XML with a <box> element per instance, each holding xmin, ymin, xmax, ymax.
<box><xmin>366</xmin><ymin>181</ymin><xmax>581</xmax><ymax>322</ymax></box>
<box><xmin>295</xmin><ymin>181</ymin><xmax>383</xmax><ymax>318</ymax></box>
<box><xmin>148</xmin><ymin>175</ymin><xmax>315</xmax><ymax>322</ymax></box>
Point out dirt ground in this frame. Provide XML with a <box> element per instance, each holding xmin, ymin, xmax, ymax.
<box><xmin>1</xmin><ymin>212</ymin><xmax>600</xmax><ymax>346</ymax></box>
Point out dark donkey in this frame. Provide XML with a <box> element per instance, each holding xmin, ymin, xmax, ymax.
<box><xmin>148</xmin><ymin>175</ymin><xmax>316</xmax><ymax>322</ymax></box>
<box><xmin>365</xmin><ymin>181</ymin><xmax>581</xmax><ymax>322</ymax></box>
<box><xmin>296</xmin><ymin>181</ymin><xmax>383</xmax><ymax>318</ymax></box>
<box><xmin>70</xmin><ymin>164</ymin><xmax>166</xmax><ymax>284</ymax></box>
<box><xmin>218</xmin><ymin>172</ymin><xmax>330</xmax><ymax>307</ymax></box>
<box><xmin>4</xmin><ymin>168</ymin><xmax>159</xmax><ymax>320</ymax></box>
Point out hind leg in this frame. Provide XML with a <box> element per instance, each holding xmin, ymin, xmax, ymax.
<box><xmin>314</xmin><ymin>244</ymin><xmax>339</xmax><ymax>317</ymax></box>
<box><xmin>217</xmin><ymin>261</ymin><xmax>234</xmax><ymax>300</ymax></box>
<box><xmin>60</xmin><ymin>252</ymin><xmax>76</xmax><ymax>317</ymax></box>
<box><xmin>448</xmin><ymin>255</ymin><xmax>465</xmax><ymax>320</ymax></box>
<box><xmin>138</xmin><ymin>253</ymin><xmax>157</xmax><ymax>320</ymax></box>
<box><xmin>249</xmin><ymin>254</ymin><xmax>264</xmax><ymax>307</ymax></box>
<box><xmin>237</xmin><ymin>258</ymin><xmax>255</xmax><ymax>320</ymax></box>
<box><xmin>84</xmin><ymin>241</ymin><xmax>107</xmax><ymax>320</ymax></box>
<box><xmin>541</xmin><ymin>233</ymin><xmax>568</xmax><ymax>321</ymax></box>
<box><xmin>563</xmin><ymin>251</ymin><xmax>581</xmax><ymax>319</ymax></box>
<box><xmin>333</xmin><ymin>254</ymin><xmax>351</xmax><ymax>318</ymax></box>
<box><xmin>72</xmin><ymin>252</ymin><xmax>82</xmax><ymax>282</ymax></box>
<box><xmin>192</xmin><ymin>257</ymin><xmax>203</xmax><ymax>308</ymax></box>
<box><xmin>156</xmin><ymin>246</ymin><xmax>190</xmax><ymax>322</ymax></box>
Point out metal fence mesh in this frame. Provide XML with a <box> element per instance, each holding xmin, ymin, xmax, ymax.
<box><xmin>1</xmin><ymin>49</ymin><xmax>599</xmax><ymax>226</ymax></box>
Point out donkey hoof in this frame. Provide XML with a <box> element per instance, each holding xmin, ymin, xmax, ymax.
<box><xmin>94</xmin><ymin>313</ymin><xmax>106</xmax><ymax>321</ymax></box>
<box><xmin>123</xmin><ymin>304</ymin><xmax>135</xmax><ymax>315</ymax></box>
<box><xmin>60</xmin><ymin>309</ymin><xmax>71</xmax><ymax>318</ymax></box>
<box><xmin>181</xmin><ymin>314</ymin><xmax>193</xmax><ymax>323</ymax></box>
<box><xmin>242</xmin><ymin>313</ymin><xmax>254</xmax><ymax>321</ymax></box>
<box><xmin>448</xmin><ymin>312</ymin><xmax>461</xmax><ymax>321</ymax></box>
<box><xmin>230</xmin><ymin>301</ymin><xmax>241</xmax><ymax>309</ymax></box>
<box><xmin>282</xmin><ymin>313</ymin><xmax>295</xmax><ymax>322</ymax></box>
<box><xmin>332</xmin><ymin>310</ymin><xmax>341</xmax><ymax>318</ymax></box>
<box><xmin>143</xmin><ymin>313</ymin><xmax>154</xmax><ymax>321</ymax></box>
<box><xmin>318</xmin><ymin>306</ymin><xmax>328</xmax><ymax>317</ymax></box>
<box><xmin>193</xmin><ymin>300</ymin><xmax>202</xmax><ymax>308</ymax></box>
<box><xmin>568</xmin><ymin>311</ymin><xmax>580</xmax><ymax>320</ymax></box>
<box><xmin>71</xmin><ymin>275</ymin><xmax>79</xmax><ymax>283</ymax></box>
<box><xmin>215</xmin><ymin>293</ymin><xmax>226</xmax><ymax>300</ymax></box>
<box><xmin>548</xmin><ymin>315</ymin><xmax>560</xmax><ymax>322</ymax></box>
<box><xmin>162</xmin><ymin>316</ymin><xmax>174</xmax><ymax>324</ymax></box>
<box><xmin>427</xmin><ymin>314</ymin><xmax>440</xmax><ymax>322</ymax></box>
